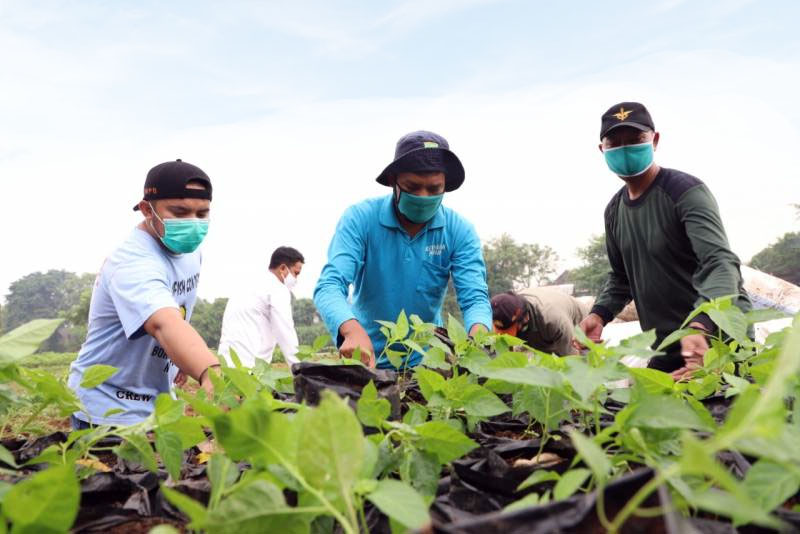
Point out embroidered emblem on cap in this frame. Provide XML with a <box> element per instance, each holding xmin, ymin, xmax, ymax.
<box><xmin>613</xmin><ymin>107</ymin><xmax>633</xmax><ymax>121</ymax></box>
<box><xmin>423</xmin><ymin>141</ymin><xmax>439</xmax><ymax>148</ymax></box>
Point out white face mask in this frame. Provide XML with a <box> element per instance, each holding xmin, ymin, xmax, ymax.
<box><xmin>284</xmin><ymin>271</ymin><xmax>298</xmax><ymax>291</ymax></box>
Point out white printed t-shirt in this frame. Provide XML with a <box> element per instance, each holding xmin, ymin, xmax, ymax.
<box><xmin>218</xmin><ymin>272</ymin><xmax>299</xmax><ymax>367</ymax></box>
<box><xmin>68</xmin><ymin>228</ymin><xmax>201</xmax><ymax>425</ymax></box>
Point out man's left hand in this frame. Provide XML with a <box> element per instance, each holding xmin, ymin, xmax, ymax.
<box><xmin>174</xmin><ymin>370</ymin><xmax>187</xmax><ymax>387</ymax></box>
<box><xmin>670</xmin><ymin>323</ymin><xmax>709</xmax><ymax>381</ymax></box>
<box><xmin>469</xmin><ymin>324</ymin><xmax>488</xmax><ymax>337</ymax></box>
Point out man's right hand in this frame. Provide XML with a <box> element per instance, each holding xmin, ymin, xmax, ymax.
<box><xmin>574</xmin><ymin>313</ymin><xmax>605</xmax><ymax>351</ymax></box>
<box><xmin>339</xmin><ymin>320</ymin><xmax>376</xmax><ymax>367</ymax></box>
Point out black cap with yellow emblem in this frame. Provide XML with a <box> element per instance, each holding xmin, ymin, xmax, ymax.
<box><xmin>133</xmin><ymin>159</ymin><xmax>212</xmax><ymax>211</ymax></box>
<box><xmin>600</xmin><ymin>102</ymin><xmax>655</xmax><ymax>140</ymax></box>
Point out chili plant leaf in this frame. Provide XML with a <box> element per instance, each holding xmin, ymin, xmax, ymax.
<box><xmin>656</xmin><ymin>328</ymin><xmax>703</xmax><ymax>352</ymax></box>
<box><xmin>208</xmin><ymin>453</ymin><xmax>239</xmax><ymax>509</ymax></box>
<box><xmin>458</xmin><ymin>384</ymin><xmax>510</xmax><ymax>417</ymax></box>
<box><xmin>399</xmin><ymin>448</ymin><xmax>441</xmax><ymax>497</ymax></box>
<box><xmin>4</xmin><ymin>464</ymin><xmax>79</xmax><ymax>534</ymax></box>
<box><xmin>627</xmin><ymin>394</ymin><xmax>712</xmax><ymax>431</ymax></box>
<box><xmin>447</xmin><ymin>315</ymin><xmax>468</xmax><ymax>347</ymax></box>
<box><xmin>568</xmin><ymin>431</ymin><xmax>611</xmax><ymax>483</ymax></box>
<box><xmin>480</xmin><ymin>366</ymin><xmax>562</xmax><ymax>389</ymax></box>
<box><xmin>743</xmin><ymin>459</ymin><xmax>800</xmax><ymax>512</ymax></box>
<box><xmin>553</xmin><ymin>468</ymin><xmax>591</xmax><ymax>501</ymax></box>
<box><xmin>414</xmin><ymin>368</ymin><xmax>446</xmax><ymax>401</ymax></box>
<box><xmin>628</xmin><ymin>368</ymin><xmax>674</xmax><ymax>395</ymax></box>
<box><xmin>297</xmin><ymin>391</ymin><xmax>364</xmax><ymax>515</ymax></box>
<box><xmin>356</xmin><ymin>380</ymin><xmax>390</xmax><ymax>428</ymax></box>
<box><xmin>116</xmin><ymin>432</ymin><xmax>158</xmax><ymax>472</ymax></box>
<box><xmin>366</xmin><ymin>479</ymin><xmax>430</xmax><ymax>530</ymax></box>
<box><xmin>0</xmin><ymin>318</ymin><xmax>64</xmax><ymax>361</ymax></box>
<box><xmin>414</xmin><ymin>421</ymin><xmax>477</xmax><ymax>464</ymax></box>
<box><xmin>517</xmin><ymin>469</ymin><xmax>560</xmax><ymax>491</ymax></box>
<box><xmin>403</xmin><ymin>403</ymin><xmax>429</xmax><ymax>426</ymax></box>
<box><xmin>155</xmin><ymin>429</ymin><xmax>184</xmax><ymax>481</ymax></box>
<box><xmin>79</xmin><ymin>364</ymin><xmax>119</xmax><ymax>389</ymax></box>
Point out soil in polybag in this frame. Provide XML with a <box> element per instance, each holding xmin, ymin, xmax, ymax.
<box><xmin>293</xmin><ymin>362</ymin><xmax>401</xmax><ymax>420</ymax></box>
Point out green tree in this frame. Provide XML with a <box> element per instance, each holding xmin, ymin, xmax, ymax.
<box><xmin>570</xmin><ymin>234</ymin><xmax>610</xmax><ymax>296</ymax></box>
<box><xmin>3</xmin><ymin>270</ymin><xmax>94</xmax><ymax>332</ymax></box>
<box><xmin>483</xmin><ymin>233</ymin><xmax>559</xmax><ymax>295</ymax></box>
<box><xmin>749</xmin><ymin>231</ymin><xmax>800</xmax><ymax>285</ymax></box>
<box><xmin>190</xmin><ymin>297</ymin><xmax>228</xmax><ymax>350</ymax></box>
<box><xmin>292</xmin><ymin>297</ymin><xmax>319</xmax><ymax>326</ymax></box>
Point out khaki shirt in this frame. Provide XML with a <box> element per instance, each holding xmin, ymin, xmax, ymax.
<box><xmin>516</xmin><ymin>287</ymin><xmax>590</xmax><ymax>355</ymax></box>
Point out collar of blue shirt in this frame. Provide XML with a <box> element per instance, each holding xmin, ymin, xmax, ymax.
<box><xmin>377</xmin><ymin>194</ymin><xmax>445</xmax><ymax>230</ymax></box>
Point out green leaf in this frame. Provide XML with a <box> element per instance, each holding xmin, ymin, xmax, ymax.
<box><xmin>517</xmin><ymin>469</ymin><xmax>560</xmax><ymax>491</ymax></box>
<box><xmin>553</xmin><ymin>468</ymin><xmax>591</xmax><ymax>500</ymax></box>
<box><xmin>447</xmin><ymin>315</ymin><xmax>468</xmax><ymax>346</ymax></box>
<box><xmin>396</xmin><ymin>310</ymin><xmax>410</xmax><ymax>340</ymax></box>
<box><xmin>79</xmin><ymin>364</ymin><xmax>119</xmax><ymax>389</ymax></box>
<box><xmin>116</xmin><ymin>432</ymin><xmax>158</xmax><ymax>472</ymax></box>
<box><xmin>403</xmin><ymin>403</ymin><xmax>428</xmax><ymax>426</ymax></box>
<box><xmin>357</xmin><ymin>380</ymin><xmax>391</xmax><ymax>428</ymax></box>
<box><xmin>0</xmin><ymin>318</ymin><xmax>64</xmax><ymax>361</ymax></box>
<box><xmin>366</xmin><ymin>479</ymin><xmax>430</xmax><ymax>530</ymax></box>
<box><xmin>161</xmin><ymin>486</ymin><xmax>209</xmax><ymax>527</ymax></box>
<box><xmin>655</xmin><ymin>328</ymin><xmax>701</xmax><ymax>351</ymax></box>
<box><xmin>297</xmin><ymin>391</ymin><xmax>364</xmax><ymax>514</ymax></box>
<box><xmin>414</xmin><ymin>421</ymin><xmax>478</xmax><ymax>464</ymax></box>
<box><xmin>420</xmin><ymin>346</ymin><xmax>450</xmax><ymax>370</ymax></box>
<box><xmin>155</xmin><ymin>430</ymin><xmax>183</xmax><ymax>481</ymax></box>
<box><xmin>707</xmin><ymin>306</ymin><xmax>749</xmax><ymax>345</ymax></box>
<box><xmin>0</xmin><ymin>443</ymin><xmax>18</xmax><ymax>468</ymax></box>
<box><xmin>148</xmin><ymin>526</ymin><xmax>180</xmax><ymax>534</ymax></box>
<box><xmin>414</xmin><ymin>368</ymin><xmax>446</xmax><ymax>400</ymax></box>
<box><xmin>102</xmin><ymin>408</ymin><xmax>124</xmax><ymax>418</ymax></box>
<box><xmin>480</xmin><ymin>366</ymin><xmax>562</xmax><ymax>389</ymax></box>
<box><xmin>211</xmin><ymin>400</ymin><xmax>297</xmax><ymax>468</ymax></box>
<box><xmin>312</xmin><ymin>334</ymin><xmax>332</xmax><ymax>352</ymax></box>
<box><xmin>4</xmin><ymin>465</ymin><xmax>79</xmax><ymax>533</ymax></box>
<box><xmin>206</xmin><ymin>480</ymin><xmax>315</xmax><ymax>534</ymax></box>
<box><xmin>399</xmin><ymin>449</ymin><xmax>441</xmax><ymax>497</ymax></box>
<box><xmin>629</xmin><ymin>368</ymin><xmax>674</xmax><ymax>395</ymax></box>
<box><xmin>208</xmin><ymin>453</ymin><xmax>239</xmax><ymax>509</ymax></box>
<box><xmin>745</xmin><ymin>308</ymin><xmax>790</xmax><ymax>324</ymax></box>
<box><xmin>743</xmin><ymin>460</ymin><xmax>800</xmax><ymax>512</ymax></box>
<box><xmin>627</xmin><ymin>395</ymin><xmax>712</xmax><ymax>431</ymax></box>
<box><xmin>723</xmin><ymin>373</ymin><xmax>751</xmax><ymax>398</ymax></box>
<box><xmin>568</xmin><ymin>431</ymin><xmax>611</xmax><ymax>483</ymax></box>
<box><xmin>458</xmin><ymin>384</ymin><xmax>510</xmax><ymax>417</ymax></box>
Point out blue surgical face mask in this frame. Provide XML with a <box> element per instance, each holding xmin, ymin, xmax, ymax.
<box><xmin>603</xmin><ymin>142</ymin><xmax>655</xmax><ymax>177</ymax></box>
<box><xmin>149</xmin><ymin>203</ymin><xmax>209</xmax><ymax>254</ymax></box>
<box><xmin>395</xmin><ymin>189</ymin><xmax>443</xmax><ymax>224</ymax></box>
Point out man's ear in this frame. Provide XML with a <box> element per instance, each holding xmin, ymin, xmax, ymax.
<box><xmin>598</xmin><ymin>143</ymin><xmax>604</xmax><ymax>154</ymax></box>
<box><xmin>652</xmin><ymin>131</ymin><xmax>660</xmax><ymax>150</ymax></box>
<box><xmin>138</xmin><ymin>200</ymin><xmax>151</xmax><ymax>216</ymax></box>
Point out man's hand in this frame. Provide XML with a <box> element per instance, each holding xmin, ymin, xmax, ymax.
<box><xmin>198</xmin><ymin>364</ymin><xmax>220</xmax><ymax>398</ymax></box>
<box><xmin>174</xmin><ymin>370</ymin><xmax>187</xmax><ymax>387</ymax></box>
<box><xmin>574</xmin><ymin>313</ymin><xmax>605</xmax><ymax>351</ymax></box>
<box><xmin>339</xmin><ymin>319</ymin><xmax>375</xmax><ymax>367</ymax></box>
<box><xmin>671</xmin><ymin>322</ymin><xmax>710</xmax><ymax>381</ymax></box>
<box><xmin>468</xmin><ymin>324</ymin><xmax>488</xmax><ymax>337</ymax></box>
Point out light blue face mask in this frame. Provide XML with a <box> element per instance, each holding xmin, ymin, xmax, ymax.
<box><xmin>603</xmin><ymin>142</ymin><xmax>654</xmax><ymax>177</ymax></box>
<box><xmin>149</xmin><ymin>203</ymin><xmax>209</xmax><ymax>254</ymax></box>
<box><xmin>396</xmin><ymin>190</ymin><xmax>444</xmax><ymax>224</ymax></box>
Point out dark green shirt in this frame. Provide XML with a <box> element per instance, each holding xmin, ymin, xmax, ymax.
<box><xmin>592</xmin><ymin>168</ymin><xmax>751</xmax><ymax>347</ymax></box>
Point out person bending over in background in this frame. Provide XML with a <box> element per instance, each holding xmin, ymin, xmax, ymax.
<box><xmin>577</xmin><ymin>102</ymin><xmax>751</xmax><ymax>379</ymax></box>
<box><xmin>68</xmin><ymin>160</ymin><xmax>220</xmax><ymax>428</ymax></box>
<box><xmin>218</xmin><ymin>246</ymin><xmax>304</xmax><ymax>368</ymax></box>
<box><xmin>492</xmin><ymin>287</ymin><xmax>590</xmax><ymax>356</ymax></box>
<box><xmin>314</xmin><ymin>130</ymin><xmax>492</xmax><ymax>369</ymax></box>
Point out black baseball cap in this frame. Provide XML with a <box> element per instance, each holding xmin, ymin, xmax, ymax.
<box><xmin>600</xmin><ymin>102</ymin><xmax>655</xmax><ymax>140</ymax></box>
<box><xmin>376</xmin><ymin>130</ymin><xmax>465</xmax><ymax>192</ymax></box>
<box><xmin>133</xmin><ymin>159</ymin><xmax>212</xmax><ymax>211</ymax></box>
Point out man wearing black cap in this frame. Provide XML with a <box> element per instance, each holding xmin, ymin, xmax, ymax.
<box><xmin>492</xmin><ymin>288</ymin><xmax>590</xmax><ymax>356</ymax></box>
<box><xmin>68</xmin><ymin>160</ymin><xmax>220</xmax><ymax>427</ymax></box>
<box><xmin>314</xmin><ymin>130</ymin><xmax>492</xmax><ymax>369</ymax></box>
<box><xmin>577</xmin><ymin>103</ymin><xmax>750</xmax><ymax>379</ymax></box>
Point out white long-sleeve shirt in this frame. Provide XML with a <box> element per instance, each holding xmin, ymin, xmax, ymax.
<box><xmin>218</xmin><ymin>273</ymin><xmax>299</xmax><ymax>367</ymax></box>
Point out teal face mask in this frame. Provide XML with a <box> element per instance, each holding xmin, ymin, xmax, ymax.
<box><xmin>396</xmin><ymin>190</ymin><xmax>443</xmax><ymax>224</ymax></box>
<box><xmin>603</xmin><ymin>142</ymin><xmax>654</xmax><ymax>177</ymax></box>
<box><xmin>149</xmin><ymin>203</ymin><xmax>209</xmax><ymax>254</ymax></box>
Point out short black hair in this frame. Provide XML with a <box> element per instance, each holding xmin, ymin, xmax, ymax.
<box><xmin>269</xmin><ymin>246</ymin><xmax>304</xmax><ymax>269</ymax></box>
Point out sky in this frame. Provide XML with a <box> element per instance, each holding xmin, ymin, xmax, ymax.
<box><xmin>1</xmin><ymin>0</ymin><xmax>798</xmax><ymax>302</ymax></box>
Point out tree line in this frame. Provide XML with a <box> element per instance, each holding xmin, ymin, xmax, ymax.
<box><xmin>2</xmin><ymin>231</ymin><xmax>797</xmax><ymax>353</ymax></box>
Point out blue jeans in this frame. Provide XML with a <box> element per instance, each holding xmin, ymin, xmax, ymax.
<box><xmin>70</xmin><ymin>415</ymin><xmax>95</xmax><ymax>430</ymax></box>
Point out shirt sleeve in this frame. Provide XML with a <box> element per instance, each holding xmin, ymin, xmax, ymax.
<box><xmin>450</xmin><ymin>218</ymin><xmax>492</xmax><ymax>333</ymax></box>
<box><xmin>592</xmin><ymin>204</ymin><xmax>633</xmax><ymax>324</ymax></box>
<box><xmin>107</xmin><ymin>261</ymin><xmax>179</xmax><ymax>339</ymax></box>
<box><xmin>313</xmin><ymin>206</ymin><xmax>365</xmax><ymax>346</ymax></box>
<box><xmin>272</xmin><ymin>289</ymin><xmax>300</xmax><ymax>365</ymax></box>
<box><xmin>676</xmin><ymin>185</ymin><xmax>749</xmax><ymax>329</ymax></box>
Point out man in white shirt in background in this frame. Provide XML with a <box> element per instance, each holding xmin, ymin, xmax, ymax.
<box><xmin>218</xmin><ymin>246</ymin><xmax>304</xmax><ymax>368</ymax></box>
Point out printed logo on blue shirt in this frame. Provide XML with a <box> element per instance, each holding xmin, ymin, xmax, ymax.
<box><xmin>426</xmin><ymin>244</ymin><xmax>446</xmax><ymax>256</ymax></box>
<box><xmin>173</xmin><ymin>273</ymin><xmax>200</xmax><ymax>296</ymax></box>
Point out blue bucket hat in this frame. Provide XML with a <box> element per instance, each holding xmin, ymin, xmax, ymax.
<box><xmin>375</xmin><ymin>130</ymin><xmax>465</xmax><ymax>192</ymax></box>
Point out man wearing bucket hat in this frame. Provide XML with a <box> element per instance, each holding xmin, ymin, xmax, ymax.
<box><xmin>68</xmin><ymin>159</ymin><xmax>220</xmax><ymax>428</ymax></box>
<box><xmin>314</xmin><ymin>130</ymin><xmax>492</xmax><ymax>369</ymax></box>
<box><xmin>576</xmin><ymin>102</ymin><xmax>750</xmax><ymax>379</ymax></box>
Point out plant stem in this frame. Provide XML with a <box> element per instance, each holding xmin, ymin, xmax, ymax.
<box><xmin>607</xmin><ymin>466</ymin><xmax>674</xmax><ymax>533</ymax></box>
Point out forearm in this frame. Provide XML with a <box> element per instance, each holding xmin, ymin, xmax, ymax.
<box><xmin>592</xmin><ymin>275</ymin><xmax>632</xmax><ymax>324</ymax></box>
<box><xmin>152</xmin><ymin>320</ymin><xmax>218</xmax><ymax>380</ymax></box>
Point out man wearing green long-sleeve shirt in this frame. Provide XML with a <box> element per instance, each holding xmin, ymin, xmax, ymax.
<box><xmin>577</xmin><ymin>102</ymin><xmax>751</xmax><ymax>379</ymax></box>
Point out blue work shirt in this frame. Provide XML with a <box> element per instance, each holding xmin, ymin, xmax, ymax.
<box><xmin>314</xmin><ymin>195</ymin><xmax>492</xmax><ymax>368</ymax></box>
